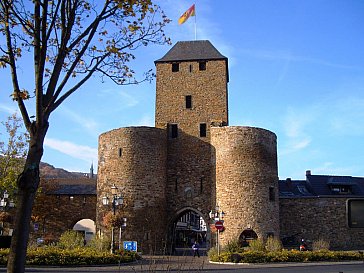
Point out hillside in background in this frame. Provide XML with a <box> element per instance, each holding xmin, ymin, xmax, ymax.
<box><xmin>40</xmin><ymin>162</ymin><xmax>91</xmax><ymax>179</ymax></box>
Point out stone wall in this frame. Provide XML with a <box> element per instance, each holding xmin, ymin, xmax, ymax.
<box><xmin>31</xmin><ymin>193</ymin><xmax>96</xmax><ymax>243</ymax></box>
<box><xmin>280</xmin><ymin>197</ymin><xmax>364</xmax><ymax>250</ymax></box>
<box><xmin>97</xmin><ymin>127</ymin><xmax>167</xmax><ymax>254</ymax></box>
<box><xmin>211</xmin><ymin>126</ymin><xmax>280</xmax><ymax>245</ymax></box>
<box><xmin>154</xmin><ymin>60</ymin><xmax>229</xmax><ymax>224</ymax></box>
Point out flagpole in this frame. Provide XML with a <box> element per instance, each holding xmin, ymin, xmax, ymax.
<box><xmin>194</xmin><ymin>2</ymin><xmax>197</xmax><ymax>40</ymax></box>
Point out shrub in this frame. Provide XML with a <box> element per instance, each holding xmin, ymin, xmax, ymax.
<box><xmin>87</xmin><ymin>234</ymin><xmax>111</xmax><ymax>252</ymax></box>
<box><xmin>223</xmin><ymin>239</ymin><xmax>244</xmax><ymax>253</ymax></box>
<box><xmin>249</xmin><ymin>239</ymin><xmax>265</xmax><ymax>252</ymax></box>
<box><xmin>230</xmin><ymin>253</ymin><xmax>242</xmax><ymax>263</ymax></box>
<box><xmin>207</xmin><ymin>246</ymin><xmax>218</xmax><ymax>261</ymax></box>
<box><xmin>57</xmin><ymin>230</ymin><xmax>85</xmax><ymax>249</ymax></box>
<box><xmin>265</xmin><ymin>237</ymin><xmax>282</xmax><ymax>252</ymax></box>
<box><xmin>312</xmin><ymin>238</ymin><xmax>330</xmax><ymax>251</ymax></box>
<box><xmin>0</xmin><ymin>249</ymin><xmax>9</xmax><ymax>265</ymax></box>
<box><xmin>208</xmin><ymin>248</ymin><xmax>364</xmax><ymax>263</ymax></box>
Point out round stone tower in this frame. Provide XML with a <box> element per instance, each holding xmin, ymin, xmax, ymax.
<box><xmin>97</xmin><ymin>127</ymin><xmax>167</xmax><ymax>254</ymax></box>
<box><xmin>210</xmin><ymin>126</ymin><xmax>280</xmax><ymax>245</ymax></box>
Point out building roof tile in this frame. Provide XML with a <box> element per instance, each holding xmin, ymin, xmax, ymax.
<box><xmin>155</xmin><ymin>40</ymin><xmax>227</xmax><ymax>63</ymax></box>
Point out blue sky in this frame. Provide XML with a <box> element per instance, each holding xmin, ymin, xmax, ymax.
<box><xmin>1</xmin><ymin>0</ymin><xmax>364</xmax><ymax>180</ymax></box>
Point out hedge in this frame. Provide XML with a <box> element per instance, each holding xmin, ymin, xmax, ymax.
<box><xmin>210</xmin><ymin>249</ymin><xmax>364</xmax><ymax>263</ymax></box>
<box><xmin>210</xmin><ymin>250</ymin><xmax>364</xmax><ymax>263</ymax></box>
<box><xmin>0</xmin><ymin>247</ymin><xmax>139</xmax><ymax>266</ymax></box>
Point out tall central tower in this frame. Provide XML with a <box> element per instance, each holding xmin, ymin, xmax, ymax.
<box><xmin>154</xmin><ymin>40</ymin><xmax>229</xmax><ymax>214</ymax></box>
<box><xmin>97</xmin><ymin>40</ymin><xmax>279</xmax><ymax>254</ymax></box>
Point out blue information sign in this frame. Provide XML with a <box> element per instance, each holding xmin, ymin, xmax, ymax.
<box><xmin>123</xmin><ymin>241</ymin><xmax>137</xmax><ymax>252</ymax></box>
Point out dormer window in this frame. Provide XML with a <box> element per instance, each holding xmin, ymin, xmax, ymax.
<box><xmin>331</xmin><ymin>185</ymin><xmax>351</xmax><ymax>194</ymax></box>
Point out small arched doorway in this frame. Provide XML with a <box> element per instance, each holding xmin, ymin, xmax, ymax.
<box><xmin>168</xmin><ymin>208</ymin><xmax>209</xmax><ymax>255</ymax></box>
<box><xmin>73</xmin><ymin>219</ymin><xmax>96</xmax><ymax>244</ymax></box>
<box><xmin>239</xmin><ymin>229</ymin><xmax>258</xmax><ymax>247</ymax></box>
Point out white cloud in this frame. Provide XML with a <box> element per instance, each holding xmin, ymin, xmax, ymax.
<box><xmin>61</xmin><ymin>107</ymin><xmax>99</xmax><ymax>133</ymax></box>
<box><xmin>44</xmin><ymin>138</ymin><xmax>97</xmax><ymax>163</ymax></box>
<box><xmin>238</xmin><ymin>48</ymin><xmax>359</xmax><ymax>69</ymax></box>
<box><xmin>134</xmin><ymin>115</ymin><xmax>154</xmax><ymax>127</ymax></box>
<box><xmin>328</xmin><ymin>97</ymin><xmax>364</xmax><ymax>136</ymax></box>
<box><xmin>0</xmin><ymin>103</ymin><xmax>18</xmax><ymax>115</ymax></box>
<box><xmin>99</xmin><ymin>89</ymin><xmax>139</xmax><ymax>108</ymax></box>
<box><xmin>311</xmin><ymin>162</ymin><xmax>358</xmax><ymax>176</ymax></box>
<box><xmin>280</xmin><ymin>106</ymin><xmax>316</xmax><ymax>155</ymax></box>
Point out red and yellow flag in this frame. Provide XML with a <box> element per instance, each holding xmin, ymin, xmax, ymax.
<box><xmin>178</xmin><ymin>4</ymin><xmax>195</xmax><ymax>25</ymax></box>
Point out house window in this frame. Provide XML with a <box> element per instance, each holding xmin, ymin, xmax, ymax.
<box><xmin>189</xmin><ymin>64</ymin><xmax>193</xmax><ymax>73</ymax></box>
<box><xmin>348</xmin><ymin>199</ymin><xmax>364</xmax><ymax>228</ymax></box>
<box><xmin>199</xmin><ymin>123</ymin><xmax>207</xmax><ymax>137</ymax></box>
<box><xmin>331</xmin><ymin>185</ymin><xmax>351</xmax><ymax>194</ymax></box>
<box><xmin>269</xmin><ymin>186</ymin><xmax>275</xmax><ymax>201</ymax></box>
<box><xmin>185</xmin><ymin>95</ymin><xmax>192</xmax><ymax>109</ymax></box>
<box><xmin>172</xmin><ymin>63</ymin><xmax>179</xmax><ymax>72</ymax></box>
<box><xmin>169</xmin><ymin>124</ymin><xmax>178</xmax><ymax>138</ymax></box>
<box><xmin>199</xmin><ymin>61</ymin><xmax>206</xmax><ymax>71</ymax></box>
<box><xmin>118</xmin><ymin>148</ymin><xmax>123</xmax><ymax>157</ymax></box>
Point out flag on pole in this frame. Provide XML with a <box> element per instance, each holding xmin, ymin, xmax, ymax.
<box><xmin>178</xmin><ymin>4</ymin><xmax>195</xmax><ymax>25</ymax></box>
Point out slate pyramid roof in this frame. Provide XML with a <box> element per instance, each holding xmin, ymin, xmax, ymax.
<box><xmin>155</xmin><ymin>40</ymin><xmax>227</xmax><ymax>63</ymax></box>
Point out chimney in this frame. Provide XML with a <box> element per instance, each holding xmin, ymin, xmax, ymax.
<box><xmin>306</xmin><ymin>170</ymin><xmax>311</xmax><ymax>176</ymax></box>
<box><xmin>286</xmin><ymin>178</ymin><xmax>292</xmax><ymax>189</ymax></box>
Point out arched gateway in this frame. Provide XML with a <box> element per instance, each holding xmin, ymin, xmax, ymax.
<box><xmin>168</xmin><ymin>207</ymin><xmax>210</xmax><ymax>255</ymax></box>
<box><xmin>96</xmin><ymin>40</ymin><xmax>280</xmax><ymax>254</ymax></box>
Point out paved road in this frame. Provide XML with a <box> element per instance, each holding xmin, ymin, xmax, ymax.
<box><xmin>0</xmin><ymin>256</ymin><xmax>363</xmax><ymax>273</ymax></box>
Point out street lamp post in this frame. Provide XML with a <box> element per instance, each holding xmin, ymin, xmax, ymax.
<box><xmin>0</xmin><ymin>190</ymin><xmax>15</xmax><ymax>235</ymax></box>
<box><xmin>102</xmin><ymin>184</ymin><xmax>124</xmax><ymax>254</ymax></box>
<box><xmin>209</xmin><ymin>206</ymin><xmax>225</xmax><ymax>257</ymax></box>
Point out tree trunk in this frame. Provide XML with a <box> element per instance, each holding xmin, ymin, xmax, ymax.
<box><xmin>7</xmin><ymin>132</ymin><xmax>45</xmax><ymax>273</ymax></box>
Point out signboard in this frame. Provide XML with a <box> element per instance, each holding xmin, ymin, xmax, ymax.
<box><xmin>215</xmin><ymin>221</ymin><xmax>224</xmax><ymax>231</ymax></box>
<box><xmin>123</xmin><ymin>241</ymin><xmax>137</xmax><ymax>252</ymax></box>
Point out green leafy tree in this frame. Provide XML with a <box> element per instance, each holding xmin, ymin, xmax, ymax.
<box><xmin>0</xmin><ymin>113</ymin><xmax>29</xmax><ymax>198</ymax></box>
<box><xmin>0</xmin><ymin>1</ymin><xmax>170</xmax><ymax>272</ymax></box>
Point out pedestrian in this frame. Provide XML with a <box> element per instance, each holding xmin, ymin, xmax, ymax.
<box><xmin>192</xmin><ymin>241</ymin><xmax>200</xmax><ymax>257</ymax></box>
<box><xmin>299</xmin><ymin>239</ymin><xmax>307</xmax><ymax>251</ymax></box>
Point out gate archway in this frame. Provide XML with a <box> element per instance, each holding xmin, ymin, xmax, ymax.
<box><xmin>73</xmin><ymin>219</ymin><xmax>96</xmax><ymax>244</ymax></box>
<box><xmin>168</xmin><ymin>207</ymin><xmax>210</xmax><ymax>255</ymax></box>
<box><xmin>239</xmin><ymin>229</ymin><xmax>258</xmax><ymax>246</ymax></box>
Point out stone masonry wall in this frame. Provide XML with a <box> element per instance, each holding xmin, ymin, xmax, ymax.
<box><xmin>97</xmin><ymin>127</ymin><xmax>167</xmax><ymax>254</ymax></box>
<box><xmin>154</xmin><ymin>60</ymin><xmax>228</xmax><ymax>224</ymax></box>
<box><xmin>280</xmin><ymin>197</ymin><xmax>364</xmax><ymax>250</ymax></box>
<box><xmin>211</xmin><ymin>126</ymin><xmax>280</xmax><ymax>245</ymax></box>
<box><xmin>31</xmin><ymin>194</ymin><xmax>96</xmax><ymax>243</ymax></box>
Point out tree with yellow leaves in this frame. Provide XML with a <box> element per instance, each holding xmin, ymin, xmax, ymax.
<box><xmin>0</xmin><ymin>1</ymin><xmax>170</xmax><ymax>272</ymax></box>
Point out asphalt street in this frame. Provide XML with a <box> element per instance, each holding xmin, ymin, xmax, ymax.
<box><xmin>0</xmin><ymin>256</ymin><xmax>363</xmax><ymax>273</ymax></box>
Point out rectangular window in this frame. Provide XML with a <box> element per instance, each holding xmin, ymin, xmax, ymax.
<box><xmin>189</xmin><ymin>64</ymin><xmax>193</xmax><ymax>73</ymax></box>
<box><xmin>348</xmin><ymin>199</ymin><xmax>364</xmax><ymax>228</ymax></box>
<box><xmin>118</xmin><ymin>148</ymin><xmax>123</xmax><ymax>157</ymax></box>
<box><xmin>185</xmin><ymin>95</ymin><xmax>192</xmax><ymax>109</ymax></box>
<box><xmin>199</xmin><ymin>61</ymin><xmax>206</xmax><ymax>71</ymax></box>
<box><xmin>269</xmin><ymin>186</ymin><xmax>275</xmax><ymax>201</ymax></box>
<box><xmin>199</xmin><ymin>123</ymin><xmax>207</xmax><ymax>137</ymax></box>
<box><xmin>200</xmin><ymin>177</ymin><xmax>203</xmax><ymax>194</ymax></box>
<box><xmin>172</xmin><ymin>63</ymin><xmax>179</xmax><ymax>72</ymax></box>
<box><xmin>170</xmin><ymin>124</ymin><xmax>178</xmax><ymax>138</ymax></box>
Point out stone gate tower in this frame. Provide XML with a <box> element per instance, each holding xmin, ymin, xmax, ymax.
<box><xmin>154</xmin><ymin>40</ymin><xmax>228</xmax><ymax>223</ymax></box>
<box><xmin>97</xmin><ymin>40</ymin><xmax>280</xmax><ymax>254</ymax></box>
